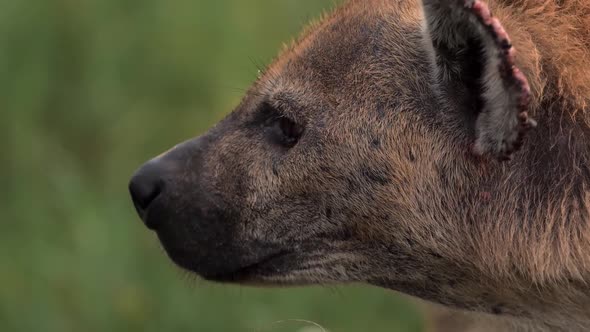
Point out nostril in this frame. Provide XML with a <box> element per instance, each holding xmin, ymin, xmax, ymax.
<box><xmin>129</xmin><ymin>173</ymin><xmax>164</xmax><ymax>215</ymax></box>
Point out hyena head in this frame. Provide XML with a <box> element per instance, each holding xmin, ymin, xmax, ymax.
<box><xmin>129</xmin><ymin>0</ymin><xmax>590</xmax><ymax>324</ymax></box>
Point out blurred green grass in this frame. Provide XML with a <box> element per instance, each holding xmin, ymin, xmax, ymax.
<box><xmin>1</xmin><ymin>1</ymin><xmax>425</xmax><ymax>331</ymax></box>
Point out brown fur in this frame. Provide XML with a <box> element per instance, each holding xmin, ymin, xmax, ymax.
<box><xmin>499</xmin><ymin>0</ymin><xmax>590</xmax><ymax>111</ymax></box>
<box><xmin>273</xmin><ymin>0</ymin><xmax>590</xmax><ymax>283</ymax></box>
<box><xmin>129</xmin><ymin>0</ymin><xmax>590</xmax><ymax>331</ymax></box>
<box><xmin>457</xmin><ymin>0</ymin><xmax>590</xmax><ymax>280</ymax></box>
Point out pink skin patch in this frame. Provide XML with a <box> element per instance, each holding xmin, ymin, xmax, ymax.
<box><xmin>471</xmin><ymin>1</ymin><xmax>492</xmax><ymax>25</ymax></box>
<box><xmin>507</xmin><ymin>48</ymin><xmax>516</xmax><ymax>65</ymax></box>
<box><xmin>466</xmin><ymin>0</ymin><xmax>537</xmax><ymax>160</ymax></box>
<box><xmin>479</xmin><ymin>191</ymin><xmax>492</xmax><ymax>202</ymax></box>
<box><xmin>491</xmin><ymin>18</ymin><xmax>509</xmax><ymax>43</ymax></box>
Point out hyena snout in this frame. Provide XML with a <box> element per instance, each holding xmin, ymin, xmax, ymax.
<box><xmin>128</xmin><ymin>136</ymin><xmax>256</xmax><ymax>277</ymax></box>
<box><xmin>129</xmin><ymin>137</ymin><xmax>205</xmax><ymax>230</ymax></box>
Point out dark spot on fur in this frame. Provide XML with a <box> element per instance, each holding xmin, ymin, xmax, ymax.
<box><xmin>272</xmin><ymin>161</ymin><xmax>279</xmax><ymax>176</ymax></box>
<box><xmin>491</xmin><ymin>304</ymin><xmax>505</xmax><ymax>315</ymax></box>
<box><xmin>408</xmin><ymin>148</ymin><xmax>416</xmax><ymax>162</ymax></box>
<box><xmin>325</xmin><ymin>207</ymin><xmax>333</xmax><ymax>219</ymax></box>
<box><xmin>346</xmin><ymin>177</ymin><xmax>358</xmax><ymax>192</ymax></box>
<box><xmin>371</xmin><ymin>138</ymin><xmax>381</xmax><ymax>148</ymax></box>
<box><xmin>361</xmin><ymin>167</ymin><xmax>390</xmax><ymax>185</ymax></box>
<box><xmin>428</xmin><ymin>251</ymin><xmax>443</xmax><ymax>259</ymax></box>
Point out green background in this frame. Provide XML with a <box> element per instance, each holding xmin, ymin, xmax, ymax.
<box><xmin>2</xmin><ymin>1</ymin><xmax>425</xmax><ymax>331</ymax></box>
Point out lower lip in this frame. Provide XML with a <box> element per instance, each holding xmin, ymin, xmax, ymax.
<box><xmin>203</xmin><ymin>251</ymin><xmax>291</xmax><ymax>282</ymax></box>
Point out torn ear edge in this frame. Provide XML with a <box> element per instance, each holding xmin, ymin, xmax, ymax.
<box><xmin>422</xmin><ymin>0</ymin><xmax>537</xmax><ymax>161</ymax></box>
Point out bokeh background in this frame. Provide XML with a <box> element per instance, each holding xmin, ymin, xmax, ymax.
<box><xmin>2</xmin><ymin>0</ymin><xmax>425</xmax><ymax>331</ymax></box>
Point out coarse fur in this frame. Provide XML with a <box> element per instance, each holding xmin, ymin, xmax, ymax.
<box><xmin>129</xmin><ymin>0</ymin><xmax>590</xmax><ymax>331</ymax></box>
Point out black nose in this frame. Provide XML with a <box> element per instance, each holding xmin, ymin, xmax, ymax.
<box><xmin>129</xmin><ymin>160</ymin><xmax>166</xmax><ymax>229</ymax></box>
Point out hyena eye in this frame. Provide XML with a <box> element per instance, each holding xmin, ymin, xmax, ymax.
<box><xmin>259</xmin><ymin>103</ymin><xmax>304</xmax><ymax>149</ymax></box>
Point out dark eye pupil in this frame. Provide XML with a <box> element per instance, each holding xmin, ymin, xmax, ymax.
<box><xmin>257</xmin><ymin>102</ymin><xmax>303</xmax><ymax>148</ymax></box>
<box><xmin>277</xmin><ymin>117</ymin><xmax>302</xmax><ymax>147</ymax></box>
<box><xmin>280</xmin><ymin>117</ymin><xmax>298</xmax><ymax>139</ymax></box>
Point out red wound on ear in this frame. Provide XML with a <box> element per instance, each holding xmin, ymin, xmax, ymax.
<box><xmin>467</xmin><ymin>0</ymin><xmax>537</xmax><ymax>161</ymax></box>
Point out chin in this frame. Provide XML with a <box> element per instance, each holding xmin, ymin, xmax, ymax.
<box><xmin>165</xmin><ymin>247</ymin><xmax>334</xmax><ymax>287</ymax></box>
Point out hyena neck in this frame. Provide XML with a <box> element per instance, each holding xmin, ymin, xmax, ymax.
<box><xmin>458</xmin><ymin>0</ymin><xmax>590</xmax><ymax>297</ymax></box>
<box><xmin>375</xmin><ymin>174</ymin><xmax>590</xmax><ymax>328</ymax></box>
<box><xmin>369</xmin><ymin>0</ymin><xmax>590</xmax><ymax>326</ymax></box>
<box><xmin>452</xmin><ymin>113</ymin><xmax>590</xmax><ymax>327</ymax></box>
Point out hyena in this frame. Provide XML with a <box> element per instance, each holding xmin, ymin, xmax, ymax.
<box><xmin>128</xmin><ymin>0</ymin><xmax>590</xmax><ymax>330</ymax></box>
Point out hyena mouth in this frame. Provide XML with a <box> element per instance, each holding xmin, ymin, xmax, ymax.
<box><xmin>202</xmin><ymin>250</ymin><xmax>295</xmax><ymax>283</ymax></box>
<box><xmin>159</xmin><ymin>242</ymin><xmax>297</xmax><ymax>284</ymax></box>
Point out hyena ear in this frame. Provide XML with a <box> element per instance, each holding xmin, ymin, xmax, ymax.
<box><xmin>421</xmin><ymin>0</ymin><xmax>537</xmax><ymax>161</ymax></box>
